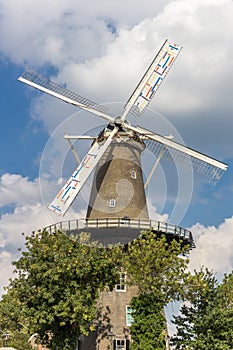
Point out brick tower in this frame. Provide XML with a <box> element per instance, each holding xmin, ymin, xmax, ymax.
<box><xmin>86</xmin><ymin>134</ymin><xmax>149</xmax><ymax>221</ymax></box>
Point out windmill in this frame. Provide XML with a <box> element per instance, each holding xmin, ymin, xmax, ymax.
<box><xmin>18</xmin><ymin>39</ymin><xmax>227</xmax><ymax>245</ymax></box>
<box><xmin>18</xmin><ymin>40</ymin><xmax>228</xmax><ymax>349</ymax></box>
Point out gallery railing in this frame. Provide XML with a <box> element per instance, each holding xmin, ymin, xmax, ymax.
<box><xmin>42</xmin><ymin>217</ymin><xmax>193</xmax><ymax>243</ymax></box>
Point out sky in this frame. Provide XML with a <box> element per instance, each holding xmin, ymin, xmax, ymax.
<box><xmin>0</xmin><ymin>0</ymin><xmax>233</xmax><ymax>298</ymax></box>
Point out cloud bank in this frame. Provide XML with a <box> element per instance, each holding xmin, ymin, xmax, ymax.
<box><xmin>189</xmin><ymin>217</ymin><xmax>233</xmax><ymax>277</ymax></box>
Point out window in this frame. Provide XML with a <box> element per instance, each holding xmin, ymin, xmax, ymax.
<box><xmin>115</xmin><ymin>339</ymin><xmax>125</xmax><ymax>350</ymax></box>
<box><xmin>126</xmin><ymin>306</ymin><xmax>134</xmax><ymax>326</ymax></box>
<box><xmin>109</xmin><ymin>198</ymin><xmax>116</xmax><ymax>207</ymax></box>
<box><xmin>113</xmin><ymin>339</ymin><xmax>130</xmax><ymax>350</ymax></box>
<box><xmin>130</xmin><ymin>169</ymin><xmax>137</xmax><ymax>179</ymax></box>
<box><xmin>116</xmin><ymin>273</ymin><xmax>126</xmax><ymax>292</ymax></box>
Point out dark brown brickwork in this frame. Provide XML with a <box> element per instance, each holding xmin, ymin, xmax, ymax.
<box><xmin>86</xmin><ymin>137</ymin><xmax>149</xmax><ymax>221</ymax></box>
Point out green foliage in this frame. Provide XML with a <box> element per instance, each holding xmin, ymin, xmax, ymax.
<box><xmin>1</xmin><ymin>230</ymin><xmax>119</xmax><ymax>350</ymax></box>
<box><xmin>122</xmin><ymin>230</ymin><xmax>190</xmax><ymax>302</ymax></box>
<box><xmin>0</xmin><ymin>279</ymin><xmax>32</xmax><ymax>349</ymax></box>
<box><xmin>129</xmin><ymin>294</ymin><xmax>167</xmax><ymax>350</ymax></box>
<box><xmin>119</xmin><ymin>230</ymin><xmax>191</xmax><ymax>349</ymax></box>
<box><xmin>5</xmin><ymin>229</ymin><xmax>230</xmax><ymax>350</ymax></box>
<box><xmin>171</xmin><ymin>269</ymin><xmax>233</xmax><ymax>349</ymax></box>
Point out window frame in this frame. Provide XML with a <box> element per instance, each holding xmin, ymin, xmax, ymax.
<box><xmin>126</xmin><ymin>305</ymin><xmax>134</xmax><ymax>327</ymax></box>
<box><xmin>115</xmin><ymin>272</ymin><xmax>127</xmax><ymax>292</ymax></box>
<box><xmin>114</xmin><ymin>339</ymin><xmax>125</xmax><ymax>350</ymax></box>
<box><xmin>130</xmin><ymin>169</ymin><xmax>137</xmax><ymax>179</ymax></box>
<box><xmin>109</xmin><ymin>198</ymin><xmax>116</xmax><ymax>207</ymax></box>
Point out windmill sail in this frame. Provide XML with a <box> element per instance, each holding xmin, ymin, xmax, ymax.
<box><xmin>121</xmin><ymin>122</ymin><xmax>227</xmax><ymax>180</ymax></box>
<box><xmin>49</xmin><ymin>126</ymin><xmax>118</xmax><ymax>216</ymax></box>
<box><xmin>18</xmin><ymin>69</ymin><xmax>114</xmax><ymax>122</ymax></box>
<box><xmin>141</xmin><ymin>128</ymin><xmax>227</xmax><ymax>180</ymax></box>
<box><xmin>122</xmin><ymin>39</ymin><xmax>182</xmax><ymax>119</ymax></box>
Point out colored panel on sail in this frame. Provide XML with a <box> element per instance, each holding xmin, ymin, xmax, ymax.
<box><xmin>124</xmin><ymin>40</ymin><xmax>182</xmax><ymax>117</ymax></box>
<box><xmin>48</xmin><ymin>127</ymin><xmax>118</xmax><ymax>216</ymax></box>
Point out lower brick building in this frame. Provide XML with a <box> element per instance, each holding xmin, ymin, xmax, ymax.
<box><xmin>78</xmin><ymin>274</ymin><xmax>138</xmax><ymax>350</ymax></box>
<box><xmin>44</xmin><ymin>218</ymin><xmax>194</xmax><ymax>350</ymax></box>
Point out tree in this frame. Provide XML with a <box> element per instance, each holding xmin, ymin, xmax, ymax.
<box><xmin>0</xmin><ymin>229</ymin><xmax>196</xmax><ymax>350</ymax></box>
<box><xmin>120</xmin><ymin>230</ymin><xmax>192</xmax><ymax>350</ymax></box>
<box><xmin>129</xmin><ymin>294</ymin><xmax>167</xmax><ymax>350</ymax></box>
<box><xmin>0</xmin><ymin>230</ymin><xmax>119</xmax><ymax>350</ymax></box>
<box><xmin>171</xmin><ymin>269</ymin><xmax>233</xmax><ymax>350</ymax></box>
<box><xmin>123</xmin><ymin>230</ymin><xmax>190</xmax><ymax>299</ymax></box>
<box><xmin>0</xmin><ymin>263</ymin><xmax>35</xmax><ymax>349</ymax></box>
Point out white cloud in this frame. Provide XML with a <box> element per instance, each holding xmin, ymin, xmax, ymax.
<box><xmin>0</xmin><ymin>174</ymin><xmax>53</xmax><ymax>256</ymax></box>
<box><xmin>0</xmin><ymin>173</ymin><xmax>41</xmax><ymax>207</ymax></box>
<box><xmin>189</xmin><ymin>216</ymin><xmax>233</xmax><ymax>276</ymax></box>
<box><xmin>147</xmin><ymin>199</ymin><xmax>169</xmax><ymax>222</ymax></box>
<box><xmin>0</xmin><ymin>251</ymin><xmax>15</xmax><ymax>294</ymax></box>
<box><xmin>0</xmin><ymin>203</ymin><xmax>48</xmax><ymax>247</ymax></box>
<box><xmin>0</xmin><ymin>0</ymin><xmax>169</xmax><ymax>66</ymax></box>
<box><xmin>18</xmin><ymin>0</ymin><xmax>232</xmax><ymax>164</ymax></box>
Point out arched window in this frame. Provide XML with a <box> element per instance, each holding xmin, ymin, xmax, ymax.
<box><xmin>109</xmin><ymin>199</ymin><xmax>116</xmax><ymax>207</ymax></box>
<box><xmin>130</xmin><ymin>169</ymin><xmax>137</xmax><ymax>179</ymax></box>
<box><xmin>116</xmin><ymin>273</ymin><xmax>126</xmax><ymax>292</ymax></box>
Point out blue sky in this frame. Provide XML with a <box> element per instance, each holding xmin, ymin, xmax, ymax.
<box><xmin>0</xmin><ymin>63</ymin><xmax>48</xmax><ymax>180</ymax></box>
<box><xmin>0</xmin><ymin>0</ymin><xmax>233</xmax><ymax>293</ymax></box>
